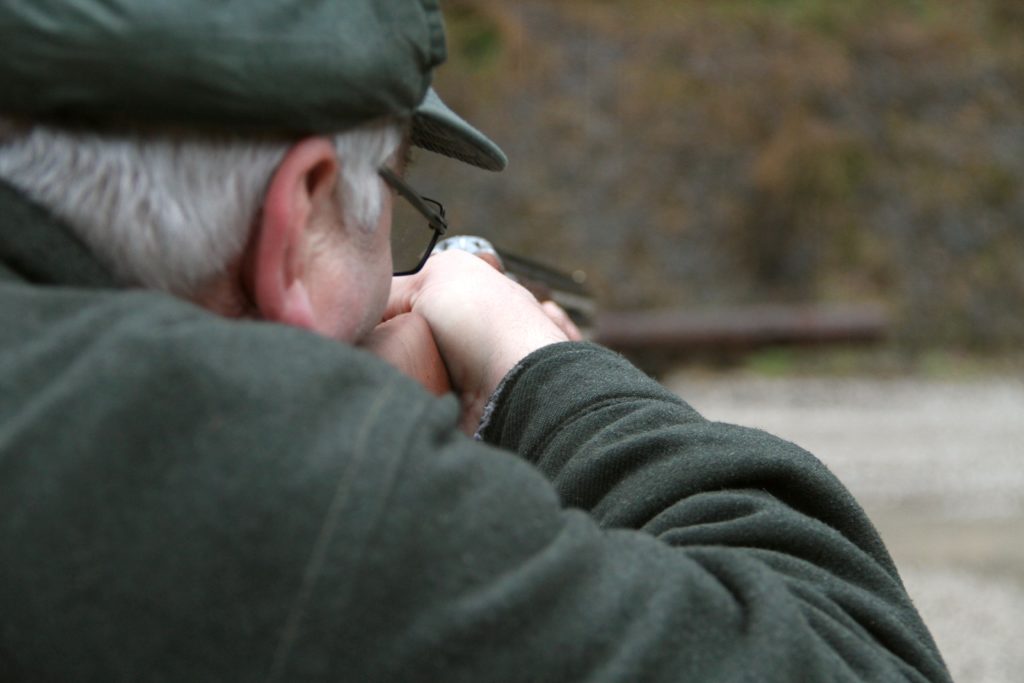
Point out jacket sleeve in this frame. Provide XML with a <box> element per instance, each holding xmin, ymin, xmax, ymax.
<box><xmin>329</xmin><ymin>343</ymin><xmax>951</xmax><ymax>682</ymax></box>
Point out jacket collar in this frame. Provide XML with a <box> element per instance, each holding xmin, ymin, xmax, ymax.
<box><xmin>0</xmin><ymin>179</ymin><xmax>116</xmax><ymax>289</ymax></box>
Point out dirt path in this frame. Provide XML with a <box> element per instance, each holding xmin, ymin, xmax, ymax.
<box><xmin>664</xmin><ymin>372</ymin><xmax>1024</xmax><ymax>683</ymax></box>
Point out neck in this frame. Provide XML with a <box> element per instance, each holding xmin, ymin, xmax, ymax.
<box><xmin>189</xmin><ymin>259</ymin><xmax>258</xmax><ymax>320</ymax></box>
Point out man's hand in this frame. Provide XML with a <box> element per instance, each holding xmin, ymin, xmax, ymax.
<box><xmin>384</xmin><ymin>250</ymin><xmax>571</xmax><ymax>433</ymax></box>
<box><xmin>360</xmin><ymin>313</ymin><xmax>452</xmax><ymax>396</ymax></box>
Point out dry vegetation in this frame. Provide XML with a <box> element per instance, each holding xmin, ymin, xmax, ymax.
<box><xmin>418</xmin><ymin>0</ymin><xmax>1024</xmax><ymax>350</ymax></box>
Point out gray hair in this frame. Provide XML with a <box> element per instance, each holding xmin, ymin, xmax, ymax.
<box><xmin>0</xmin><ymin>119</ymin><xmax>402</xmax><ymax>295</ymax></box>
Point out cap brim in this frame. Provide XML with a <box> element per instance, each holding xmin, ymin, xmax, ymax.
<box><xmin>412</xmin><ymin>88</ymin><xmax>507</xmax><ymax>172</ymax></box>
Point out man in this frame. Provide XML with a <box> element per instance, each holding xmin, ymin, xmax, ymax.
<box><xmin>0</xmin><ymin>1</ymin><xmax>950</xmax><ymax>681</ymax></box>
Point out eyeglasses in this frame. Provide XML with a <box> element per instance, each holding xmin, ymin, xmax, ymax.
<box><xmin>379</xmin><ymin>166</ymin><xmax>448</xmax><ymax>276</ymax></box>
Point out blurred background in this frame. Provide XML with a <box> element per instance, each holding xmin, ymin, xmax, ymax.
<box><xmin>424</xmin><ymin>0</ymin><xmax>1023</xmax><ymax>353</ymax></box>
<box><xmin>417</xmin><ymin>1</ymin><xmax>1023</xmax><ymax>680</ymax></box>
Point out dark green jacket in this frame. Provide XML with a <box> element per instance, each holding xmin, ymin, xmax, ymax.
<box><xmin>0</xmin><ymin>181</ymin><xmax>949</xmax><ymax>681</ymax></box>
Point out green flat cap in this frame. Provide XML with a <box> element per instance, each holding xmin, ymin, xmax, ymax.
<box><xmin>0</xmin><ymin>0</ymin><xmax>507</xmax><ymax>171</ymax></box>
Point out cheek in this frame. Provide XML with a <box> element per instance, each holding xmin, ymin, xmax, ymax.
<box><xmin>346</xmin><ymin>212</ymin><xmax>394</xmax><ymax>342</ymax></box>
<box><xmin>378</xmin><ymin>192</ymin><xmax>395</xmax><ymax>275</ymax></box>
<box><xmin>365</xmin><ymin>214</ymin><xmax>395</xmax><ymax>328</ymax></box>
<box><xmin>315</xmin><ymin>195</ymin><xmax>394</xmax><ymax>343</ymax></box>
<box><xmin>369</xmin><ymin>195</ymin><xmax>395</xmax><ymax>312</ymax></box>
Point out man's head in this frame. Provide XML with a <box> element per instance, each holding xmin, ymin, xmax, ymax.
<box><xmin>0</xmin><ymin>0</ymin><xmax>505</xmax><ymax>341</ymax></box>
<box><xmin>0</xmin><ymin>120</ymin><xmax>404</xmax><ymax>341</ymax></box>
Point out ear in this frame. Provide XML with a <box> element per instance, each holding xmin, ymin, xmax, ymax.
<box><xmin>245</xmin><ymin>137</ymin><xmax>339</xmax><ymax>329</ymax></box>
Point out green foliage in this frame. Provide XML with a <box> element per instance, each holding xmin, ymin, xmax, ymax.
<box><xmin>444</xmin><ymin>2</ymin><xmax>505</xmax><ymax>70</ymax></box>
<box><xmin>700</xmin><ymin>0</ymin><xmax>940</xmax><ymax>33</ymax></box>
<box><xmin>744</xmin><ymin>348</ymin><xmax>800</xmax><ymax>376</ymax></box>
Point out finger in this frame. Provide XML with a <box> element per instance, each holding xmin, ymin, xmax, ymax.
<box><xmin>474</xmin><ymin>251</ymin><xmax>505</xmax><ymax>273</ymax></box>
<box><xmin>541</xmin><ymin>300</ymin><xmax>583</xmax><ymax>341</ymax></box>
<box><xmin>382</xmin><ymin>272</ymin><xmax>421</xmax><ymax>321</ymax></box>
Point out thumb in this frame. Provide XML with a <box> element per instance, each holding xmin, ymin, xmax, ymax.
<box><xmin>382</xmin><ymin>273</ymin><xmax>422</xmax><ymax>322</ymax></box>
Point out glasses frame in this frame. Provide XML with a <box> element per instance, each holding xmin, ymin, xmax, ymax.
<box><xmin>379</xmin><ymin>166</ymin><xmax>449</xmax><ymax>276</ymax></box>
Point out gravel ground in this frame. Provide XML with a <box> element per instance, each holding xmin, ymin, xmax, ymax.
<box><xmin>663</xmin><ymin>372</ymin><xmax>1024</xmax><ymax>683</ymax></box>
